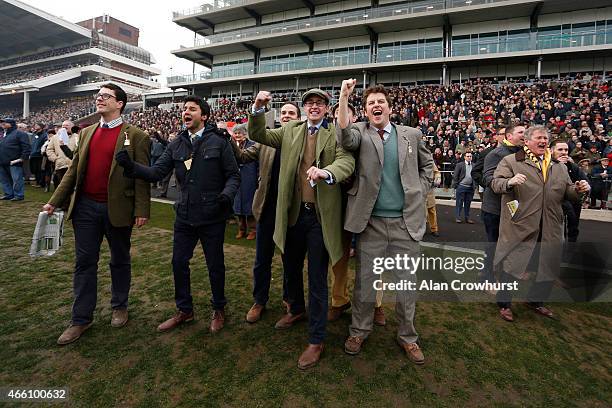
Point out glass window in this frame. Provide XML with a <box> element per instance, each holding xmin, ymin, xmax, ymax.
<box><xmin>571</xmin><ymin>22</ymin><xmax>596</xmax><ymax>47</ymax></box>
<box><xmin>452</xmin><ymin>35</ymin><xmax>471</xmax><ymax>56</ymax></box>
<box><xmin>506</xmin><ymin>29</ymin><xmax>530</xmax><ymax>52</ymax></box>
<box><xmin>595</xmin><ymin>20</ymin><xmax>606</xmax><ymax>44</ymax></box>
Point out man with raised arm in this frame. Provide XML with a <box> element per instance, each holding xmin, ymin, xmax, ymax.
<box><xmin>248</xmin><ymin>89</ymin><xmax>354</xmax><ymax>370</ymax></box>
<box><xmin>337</xmin><ymin>79</ymin><xmax>433</xmax><ymax>364</ymax></box>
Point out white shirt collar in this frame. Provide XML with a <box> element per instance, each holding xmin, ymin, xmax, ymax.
<box><xmin>382</xmin><ymin>122</ymin><xmax>393</xmax><ymax>135</ymax></box>
<box><xmin>100</xmin><ymin>116</ymin><xmax>123</xmax><ymax>129</ymax></box>
<box><xmin>307</xmin><ymin>119</ymin><xmax>324</xmax><ymax>130</ymax></box>
<box><xmin>189</xmin><ymin>127</ymin><xmax>205</xmax><ymax>140</ymax></box>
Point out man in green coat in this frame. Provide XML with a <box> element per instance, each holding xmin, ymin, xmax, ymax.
<box><xmin>249</xmin><ymin>89</ymin><xmax>355</xmax><ymax>369</ymax></box>
<box><xmin>43</xmin><ymin>83</ymin><xmax>151</xmax><ymax>345</ymax></box>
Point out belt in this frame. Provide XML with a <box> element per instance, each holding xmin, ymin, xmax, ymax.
<box><xmin>302</xmin><ymin>202</ymin><xmax>315</xmax><ymax>211</ymax></box>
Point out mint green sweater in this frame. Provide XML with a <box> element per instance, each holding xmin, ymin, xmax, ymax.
<box><xmin>373</xmin><ymin>127</ymin><xmax>404</xmax><ymax>218</ymax></box>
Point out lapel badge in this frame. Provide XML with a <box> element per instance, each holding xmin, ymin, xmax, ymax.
<box><xmin>123</xmin><ymin>131</ymin><xmax>130</xmax><ymax>146</ymax></box>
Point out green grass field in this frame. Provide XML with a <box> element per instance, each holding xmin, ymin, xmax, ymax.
<box><xmin>0</xmin><ymin>186</ymin><xmax>610</xmax><ymax>407</ymax></box>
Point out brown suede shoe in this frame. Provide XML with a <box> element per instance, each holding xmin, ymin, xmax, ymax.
<box><xmin>245</xmin><ymin>304</ymin><xmax>265</xmax><ymax>323</ymax></box>
<box><xmin>344</xmin><ymin>336</ymin><xmax>365</xmax><ymax>355</ymax></box>
<box><xmin>327</xmin><ymin>302</ymin><xmax>351</xmax><ymax>322</ymax></box>
<box><xmin>298</xmin><ymin>343</ymin><xmax>323</xmax><ymax>370</ymax></box>
<box><xmin>210</xmin><ymin>310</ymin><xmax>225</xmax><ymax>333</ymax></box>
<box><xmin>157</xmin><ymin>310</ymin><xmax>194</xmax><ymax>332</ymax></box>
<box><xmin>499</xmin><ymin>307</ymin><xmax>514</xmax><ymax>322</ymax></box>
<box><xmin>398</xmin><ymin>341</ymin><xmax>425</xmax><ymax>365</ymax></box>
<box><xmin>527</xmin><ymin>303</ymin><xmax>554</xmax><ymax>319</ymax></box>
<box><xmin>374</xmin><ymin>306</ymin><xmax>386</xmax><ymax>326</ymax></box>
<box><xmin>57</xmin><ymin>322</ymin><xmax>93</xmax><ymax>345</ymax></box>
<box><xmin>274</xmin><ymin>312</ymin><xmax>306</xmax><ymax>329</ymax></box>
<box><xmin>246</xmin><ymin>231</ymin><xmax>256</xmax><ymax>240</ymax></box>
<box><xmin>235</xmin><ymin>231</ymin><xmax>245</xmax><ymax>239</ymax></box>
<box><xmin>111</xmin><ymin>309</ymin><xmax>128</xmax><ymax>328</ymax></box>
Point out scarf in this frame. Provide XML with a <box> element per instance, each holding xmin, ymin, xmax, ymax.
<box><xmin>523</xmin><ymin>145</ymin><xmax>551</xmax><ymax>182</ymax></box>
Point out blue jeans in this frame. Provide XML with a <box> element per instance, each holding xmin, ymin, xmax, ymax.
<box><xmin>455</xmin><ymin>185</ymin><xmax>474</xmax><ymax>220</ymax></box>
<box><xmin>0</xmin><ymin>164</ymin><xmax>24</xmax><ymax>199</ymax></box>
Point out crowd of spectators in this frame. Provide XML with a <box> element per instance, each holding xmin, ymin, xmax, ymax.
<box><xmin>0</xmin><ymin>59</ymin><xmax>104</xmax><ymax>86</ymax></box>
<box><xmin>2</xmin><ymin>76</ymin><xmax>610</xmax><ymax>205</ymax></box>
<box><xmin>0</xmin><ymin>97</ymin><xmax>96</xmax><ymax>127</ymax></box>
<box><xmin>0</xmin><ymin>43</ymin><xmax>90</xmax><ymax>69</ymax></box>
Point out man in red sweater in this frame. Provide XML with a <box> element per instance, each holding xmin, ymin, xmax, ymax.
<box><xmin>43</xmin><ymin>83</ymin><xmax>151</xmax><ymax>345</ymax></box>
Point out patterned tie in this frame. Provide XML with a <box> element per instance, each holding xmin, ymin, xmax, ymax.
<box><xmin>308</xmin><ymin>126</ymin><xmax>317</xmax><ymax>136</ymax></box>
<box><xmin>377</xmin><ymin>128</ymin><xmax>386</xmax><ymax>141</ymax></box>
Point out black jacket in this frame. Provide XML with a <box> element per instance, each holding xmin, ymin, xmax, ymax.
<box><xmin>30</xmin><ymin>131</ymin><xmax>47</xmax><ymax>158</ymax></box>
<box><xmin>126</xmin><ymin>124</ymin><xmax>240</xmax><ymax>226</ymax></box>
<box><xmin>481</xmin><ymin>143</ymin><xmax>522</xmax><ymax>215</ymax></box>
<box><xmin>471</xmin><ymin>145</ymin><xmax>495</xmax><ymax>189</ymax></box>
<box><xmin>565</xmin><ymin>161</ymin><xmax>587</xmax><ymax>184</ymax></box>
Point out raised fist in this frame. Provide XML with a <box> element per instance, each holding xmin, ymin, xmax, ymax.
<box><xmin>341</xmin><ymin>79</ymin><xmax>357</xmax><ymax>97</ymax></box>
<box><xmin>254</xmin><ymin>91</ymin><xmax>272</xmax><ymax>110</ymax></box>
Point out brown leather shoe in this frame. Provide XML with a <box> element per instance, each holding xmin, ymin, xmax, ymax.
<box><xmin>344</xmin><ymin>336</ymin><xmax>365</xmax><ymax>355</ymax></box>
<box><xmin>327</xmin><ymin>302</ymin><xmax>350</xmax><ymax>322</ymax></box>
<box><xmin>111</xmin><ymin>309</ymin><xmax>128</xmax><ymax>328</ymax></box>
<box><xmin>245</xmin><ymin>304</ymin><xmax>265</xmax><ymax>323</ymax></box>
<box><xmin>235</xmin><ymin>231</ymin><xmax>245</xmax><ymax>239</ymax></box>
<box><xmin>210</xmin><ymin>309</ymin><xmax>225</xmax><ymax>333</ymax></box>
<box><xmin>374</xmin><ymin>306</ymin><xmax>386</xmax><ymax>326</ymax></box>
<box><xmin>157</xmin><ymin>310</ymin><xmax>194</xmax><ymax>332</ymax></box>
<box><xmin>274</xmin><ymin>312</ymin><xmax>305</xmax><ymax>329</ymax></box>
<box><xmin>298</xmin><ymin>343</ymin><xmax>323</xmax><ymax>370</ymax></box>
<box><xmin>499</xmin><ymin>307</ymin><xmax>514</xmax><ymax>322</ymax></box>
<box><xmin>246</xmin><ymin>231</ymin><xmax>256</xmax><ymax>240</ymax></box>
<box><xmin>57</xmin><ymin>322</ymin><xmax>93</xmax><ymax>345</ymax></box>
<box><xmin>527</xmin><ymin>303</ymin><xmax>554</xmax><ymax>319</ymax></box>
<box><xmin>398</xmin><ymin>341</ymin><xmax>425</xmax><ymax>365</ymax></box>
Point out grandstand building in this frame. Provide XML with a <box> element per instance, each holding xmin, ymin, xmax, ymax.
<box><xmin>168</xmin><ymin>0</ymin><xmax>612</xmax><ymax>100</ymax></box>
<box><xmin>0</xmin><ymin>0</ymin><xmax>160</xmax><ymax>120</ymax></box>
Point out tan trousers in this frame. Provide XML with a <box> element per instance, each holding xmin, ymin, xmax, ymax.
<box><xmin>426</xmin><ymin>205</ymin><xmax>438</xmax><ymax>233</ymax></box>
<box><xmin>349</xmin><ymin>216</ymin><xmax>419</xmax><ymax>344</ymax></box>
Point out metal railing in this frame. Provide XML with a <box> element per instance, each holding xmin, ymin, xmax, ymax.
<box><xmin>174</xmin><ymin>0</ymin><xmax>509</xmax><ymax>19</ymax></box>
<box><xmin>178</xmin><ymin>0</ymin><xmax>509</xmax><ymax>46</ymax></box>
<box><xmin>173</xmin><ymin>0</ymin><xmax>245</xmax><ymax>19</ymax></box>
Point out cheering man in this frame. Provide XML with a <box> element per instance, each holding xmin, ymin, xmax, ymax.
<box><xmin>337</xmin><ymin>79</ymin><xmax>433</xmax><ymax>364</ymax></box>
<box><xmin>115</xmin><ymin>96</ymin><xmax>239</xmax><ymax>334</ymax></box>
<box><xmin>248</xmin><ymin>89</ymin><xmax>354</xmax><ymax>369</ymax></box>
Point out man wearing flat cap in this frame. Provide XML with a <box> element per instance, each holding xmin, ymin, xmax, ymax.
<box><xmin>248</xmin><ymin>89</ymin><xmax>355</xmax><ymax>369</ymax></box>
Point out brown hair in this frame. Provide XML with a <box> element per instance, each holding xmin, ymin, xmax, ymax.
<box><xmin>362</xmin><ymin>85</ymin><xmax>392</xmax><ymax>109</ymax></box>
<box><xmin>550</xmin><ymin>139</ymin><xmax>569</xmax><ymax>148</ymax></box>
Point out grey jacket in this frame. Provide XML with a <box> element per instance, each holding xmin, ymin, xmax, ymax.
<box><xmin>452</xmin><ymin>161</ymin><xmax>476</xmax><ymax>189</ymax></box>
<box><xmin>340</xmin><ymin>122</ymin><xmax>433</xmax><ymax>240</ymax></box>
<box><xmin>481</xmin><ymin>144</ymin><xmax>522</xmax><ymax>215</ymax></box>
